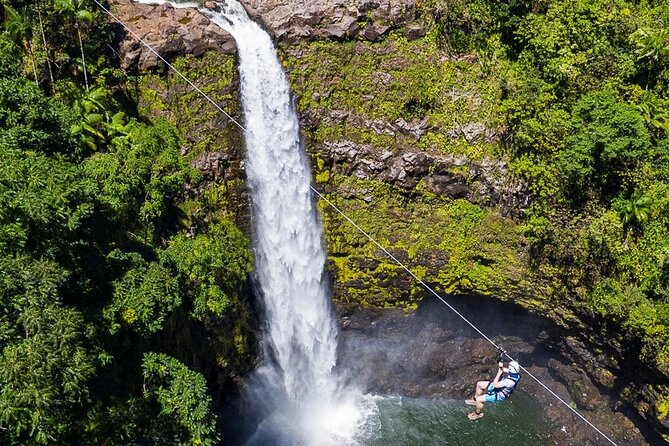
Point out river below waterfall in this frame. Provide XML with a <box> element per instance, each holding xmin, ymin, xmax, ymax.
<box><xmin>360</xmin><ymin>393</ymin><xmax>552</xmax><ymax>446</ymax></box>
<box><xmin>224</xmin><ymin>391</ymin><xmax>554</xmax><ymax>445</ymax></box>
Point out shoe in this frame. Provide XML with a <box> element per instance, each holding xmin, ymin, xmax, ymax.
<box><xmin>468</xmin><ymin>411</ymin><xmax>484</xmax><ymax>420</ymax></box>
<box><xmin>465</xmin><ymin>398</ymin><xmax>476</xmax><ymax>406</ymax></box>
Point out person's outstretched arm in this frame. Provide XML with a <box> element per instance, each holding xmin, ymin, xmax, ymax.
<box><xmin>492</xmin><ymin>362</ymin><xmax>507</xmax><ymax>388</ymax></box>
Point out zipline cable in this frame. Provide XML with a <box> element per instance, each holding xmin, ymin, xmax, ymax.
<box><xmin>93</xmin><ymin>2</ymin><xmax>620</xmax><ymax>444</ymax></box>
<box><xmin>311</xmin><ymin>189</ymin><xmax>621</xmax><ymax>445</ymax></box>
<box><xmin>91</xmin><ymin>0</ymin><xmax>249</xmax><ymax>134</ymax></box>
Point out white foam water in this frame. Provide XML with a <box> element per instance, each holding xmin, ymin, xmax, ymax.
<box><xmin>198</xmin><ymin>1</ymin><xmax>374</xmax><ymax>444</ymax></box>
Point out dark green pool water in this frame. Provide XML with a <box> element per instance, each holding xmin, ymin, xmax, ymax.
<box><xmin>357</xmin><ymin>392</ymin><xmax>553</xmax><ymax>446</ymax></box>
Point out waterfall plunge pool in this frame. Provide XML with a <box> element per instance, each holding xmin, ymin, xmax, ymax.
<box><xmin>223</xmin><ymin>391</ymin><xmax>554</xmax><ymax>446</ymax></box>
<box><xmin>358</xmin><ymin>392</ymin><xmax>552</xmax><ymax>446</ymax></box>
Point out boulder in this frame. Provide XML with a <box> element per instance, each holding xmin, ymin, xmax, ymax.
<box><xmin>109</xmin><ymin>0</ymin><xmax>235</xmax><ymax>71</ymax></box>
<box><xmin>405</xmin><ymin>22</ymin><xmax>425</xmax><ymax>40</ymax></box>
<box><xmin>363</xmin><ymin>23</ymin><xmax>390</xmax><ymax>41</ymax></box>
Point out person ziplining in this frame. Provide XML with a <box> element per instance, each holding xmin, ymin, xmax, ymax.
<box><xmin>465</xmin><ymin>354</ymin><xmax>522</xmax><ymax>420</ymax></box>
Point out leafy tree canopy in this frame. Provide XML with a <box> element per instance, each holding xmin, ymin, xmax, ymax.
<box><xmin>556</xmin><ymin>88</ymin><xmax>650</xmax><ymax>197</ymax></box>
<box><xmin>85</xmin><ymin>119</ymin><xmax>200</xmax><ymax>224</ymax></box>
<box><xmin>163</xmin><ymin>220</ymin><xmax>253</xmax><ymax>320</ymax></box>
<box><xmin>103</xmin><ymin>250</ymin><xmax>181</xmax><ymax>336</ymax></box>
<box><xmin>0</xmin><ymin>77</ymin><xmax>75</xmax><ymax>154</ymax></box>
<box><xmin>0</xmin><ymin>145</ymin><xmax>96</xmax><ymax>257</ymax></box>
<box><xmin>141</xmin><ymin>352</ymin><xmax>220</xmax><ymax>446</ymax></box>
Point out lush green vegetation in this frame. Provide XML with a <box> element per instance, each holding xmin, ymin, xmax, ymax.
<box><xmin>436</xmin><ymin>0</ymin><xmax>669</xmax><ymax>378</ymax></box>
<box><xmin>315</xmin><ymin>174</ymin><xmax>535</xmax><ymax>310</ymax></box>
<box><xmin>284</xmin><ymin>35</ymin><xmax>503</xmax><ymax>161</ymax></box>
<box><xmin>0</xmin><ymin>1</ymin><xmax>254</xmax><ymax>444</ymax></box>
<box><xmin>1</xmin><ymin>0</ymin><xmax>668</xmax><ymax>441</ymax></box>
<box><xmin>284</xmin><ymin>0</ymin><xmax>669</xmax><ymax>431</ymax></box>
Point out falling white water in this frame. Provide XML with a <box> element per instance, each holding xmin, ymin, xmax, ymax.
<box><xmin>198</xmin><ymin>1</ymin><xmax>373</xmax><ymax>444</ymax></box>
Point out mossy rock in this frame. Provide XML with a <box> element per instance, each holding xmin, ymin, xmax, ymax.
<box><xmin>318</xmin><ymin>173</ymin><xmax>544</xmax><ymax>310</ymax></box>
<box><xmin>136</xmin><ymin>51</ymin><xmax>243</xmax><ymax>159</ymax></box>
<box><xmin>281</xmin><ymin>33</ymin><xmax>506</xmax><ymax>161</ymax></box>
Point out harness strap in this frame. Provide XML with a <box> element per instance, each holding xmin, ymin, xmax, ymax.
<box><xmin>498</xmin><ymin>373</ymin><xmax>521</xmax><ymax>398</ymax></box>
<box><xmin>486</xmin><ymin>373</ymin><xmax>521</xmax><ymax>399</ymax></box>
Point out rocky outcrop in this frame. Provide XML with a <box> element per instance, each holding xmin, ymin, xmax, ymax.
<box><xmin>191</xmin><ymin>151</ymin><xmax>231</xmax><ymax>183</ymax></box>
<box><xmin>318</xmin><ymin>140</ymin><xmax>530</xmax><ymax>217</ymax></box>
<box><xmin>241</xmin><ymin>0</ymin><xmax>423</xmax><ymax>43</ymax></box>
<box><xmin>109</xmin><ymin>0</ymin><xmax>236</xmax><ymax>71</ymax></box>
<box><xmin>110</xmin><ymin>0</ymin><xmax>425</xmax><ymax>71</ymax></box>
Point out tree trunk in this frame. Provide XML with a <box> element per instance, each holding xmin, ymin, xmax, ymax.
<box><xmin>37</xmin><ymin>8</ymin><xmax>54</xmax><ymax>86</ymax></box>
<box><xmin>77</xmin><ymin>26</ymin><xmax>89</xmax><ymax>91</ymax></box>
<box><xmin>26</xmin><ymin>43</ymin><xmax>39</xmax><ymax>87</ymax></box>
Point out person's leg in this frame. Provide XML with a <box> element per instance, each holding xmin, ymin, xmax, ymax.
<box><xmin>475</xmin><ymin>395</ymin><xmax>486</xmax><ymax>413</ymax></box>
<box><xmin>468</xmin><ymin>394</ymin><xmax>487</xmax><ymax>419</ymax></box>
<box><xmin>474</xmin><ymin>380</ymin><xmax>489</xmax><ymax>397</ymax></box>
<box><xmin>467</xmin><ymin>380</ymin><xmax>492</xmax><ymax>406</ymax></box>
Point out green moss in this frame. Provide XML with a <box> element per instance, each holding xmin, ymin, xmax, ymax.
<box><xmin>136</xmin><ymin>51</ymin><xmax>241</xmax><ymax>158</ymax></box>
<box><xmin>282</xmin><ymin>34</ymin><xmax>505</xmax><ymax>159</ymax></box>
<box><xmin>320</xmin><ymin>173</ymin><xmax>539</xmax><ymax>309</ymax></box>
<box><xmin>657</xmin><ymin>392</ymin><xmax>669</xmax><ymax>420</ymax></box>
<box><xmin>315</xmin><ymin>170</ymin><xmax>331</xmax><ymax>183</ymax></box>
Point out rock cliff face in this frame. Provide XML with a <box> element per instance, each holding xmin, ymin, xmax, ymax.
<box><xmin>109</xmin><ymin>0</ymin><xmax>238</xmax><ymax>70</ymax></box>
<box><xmin>241</xmin><ymin>0</ymin><xmax>423</xmax><ymax>42</ymax></box>
<box><xmin>317</xmin><ymin>140</ymin><xmax>529</xmax><ymax>218</ymax></box>
<box><xmin>110</xmin><ymin>0</ymin><xmax>424</xmax><ymax>70</ymax></box>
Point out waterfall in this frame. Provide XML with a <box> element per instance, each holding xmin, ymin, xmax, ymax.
<box><xmin>199</xmin><ymin>1</ymin><xmax>371</xmax><ymax>444</ymax></box>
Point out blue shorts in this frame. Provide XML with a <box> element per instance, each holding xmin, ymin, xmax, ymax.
<box><xmin>484</xmin><ymin>383</ymin><xmax>506</xmax><ymax>403</ymax></box>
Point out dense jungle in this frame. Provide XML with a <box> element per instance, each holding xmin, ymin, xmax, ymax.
<box><xmin>0</xmin><ymin>0</ymin><xmax>668</xmax><ymax>444</ymax></box>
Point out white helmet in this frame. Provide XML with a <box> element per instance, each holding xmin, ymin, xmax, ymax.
<box><xmin>509</xmin><ymin>361</ymin><xmax>520</xmax><ymax>374</ymax></box>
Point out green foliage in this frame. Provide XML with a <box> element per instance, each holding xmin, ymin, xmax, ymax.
<box><xmin>0</xmin><ymin>33</ymin><xmax>21</xmax><ymax>77</ymax></box>
<box><xmin>0</xmin><ymin>3</ymin><xmax>253</xmax><ymax>444</ymax></box>
<box><xmin>103</xmin><ymin>251</ymin><xmax>181</xmax><ymax>336</ymax></box>
<box><xmin>0</xmin><ymin>146</ymin><xmax>95</xmax><ymax>256</ymax></box>
<box><xmin>589</xmin><ymin>277</ymin><xmax>669</xmax><ymax>371</ymax></box>
<box><xmin>53</xmin><ymin>0</ymin><xmax>94</xmax><ymax>23</ymax></box>
<box><xmin>66</xmin><ymin>85</ymin><xmax>130</xmax><ymax>152</ymax></box>
<box><xmin>631</xmin><ymin>27</ymin><xmax>669</xmax><ymax>62</ymax></box>
<box><xmin>84</xmin><ymin>119</ymin><xmax>199</xmax><ymax>223</ymax></box>
<box><xmin>163</xmin><ymin>221</ymin><xmax>253</xmax><ymax>320</ymax></box>
<box><xmin>0</xmin><ymin>77</ymin><xmax>74</xmax><ymax>154</ymax></box>
<box><xmin>427</xmin><ymin>0</ymin><xmax>497</xmax><ymax>53</ymax></box>
<box><xmin>0</xmin><ymin>304</ymin><xmax>95</xmax><ymax>444</ymax></box>
<box><xmin>515</xmin><ymin>0</ymin><xmax>636</xmax><ymax>93</ymax></box>
<box><xmin>633</xmin><ymin>91</ymin><xmax>669</xmax><ymax>141</ymax></box>
<box><xmin>142</xmin><ymin>352</ymin><xmax>219</xmax><ymax>446</ymax></box>
<box><xmin>0</xmin><ymin>255</ymin><xmax>67</xmax><ymax>341</ymax></box>
<box><xmin>0</xmin><ymin>255</ymin><xmax>95</xmax><ymax>444</ymax></box>
<box><xmin>616</xmin><ymin>189</ymin><xmax>653</xmax><ymax>229</ymax></box>
<box><xmin>1</xmin><ymin>3</ymin><xmax>38</xmax><ymax>83</ymax></box>
<box><xmin>556</xmin><ymin>88</ymin><xmax>650</xmax><ymax>197</ymax></box>
<box><xmin>590</xmin><ymin>278</ymin><xmax>644</xmax><ymax>319</ymax></box>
